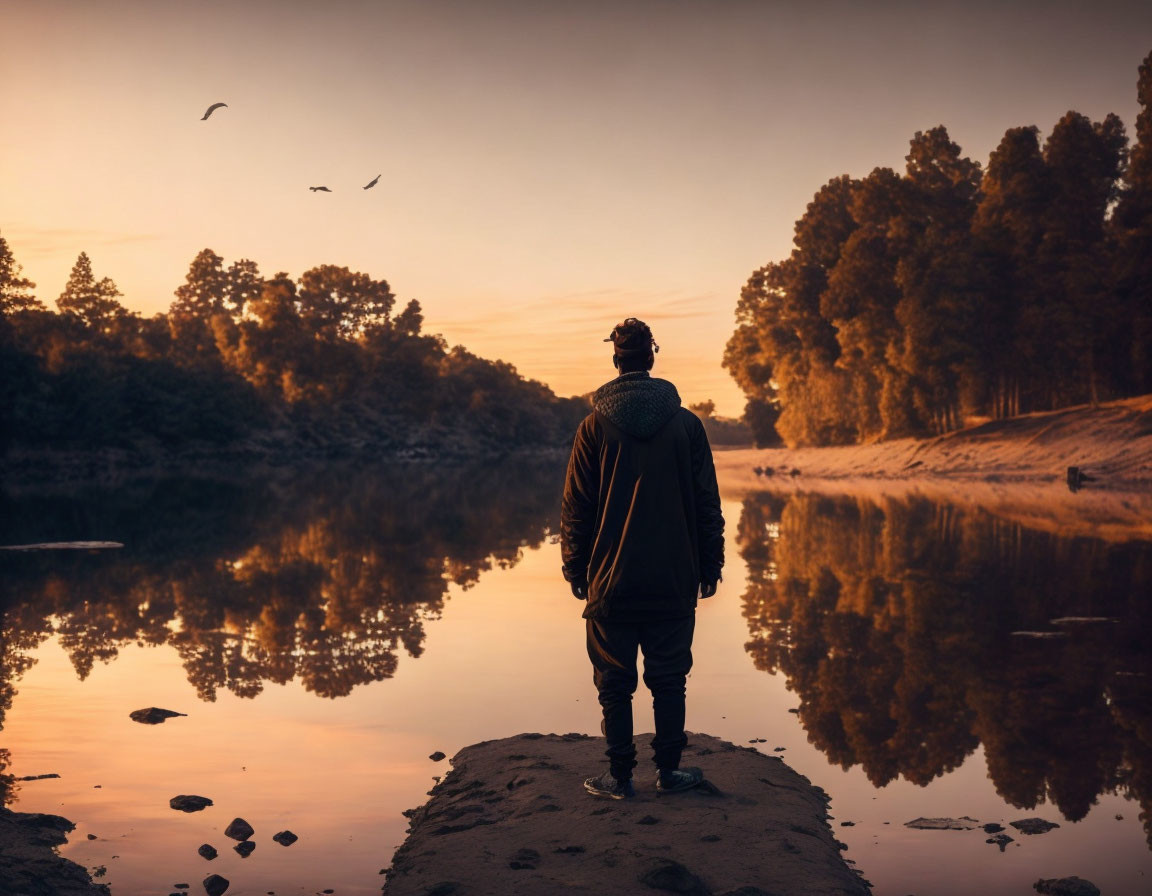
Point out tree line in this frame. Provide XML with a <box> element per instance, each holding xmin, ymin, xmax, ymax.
<box><xmin>0</xmin><ymin>241</ymin><xmax>587</xmax><ymax>465</ymax></box>
<box><xmin>725</xmin><ymin>50</ymin><xmax>1152</xmax><ymax>447</ymax></box>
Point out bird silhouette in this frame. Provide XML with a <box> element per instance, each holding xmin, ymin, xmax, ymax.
<box><xmin>309</xmin><ymin>186</ymin><xmax>332</xmax><ymax>192</ymax></box>
<box><xmin>363</xmin><ymin>174</ymin><xmax>381</xmax><ymax>190</ymax></box>
<box><xmin>201</xmin><ymin>102</ymin><xmax>227</xmax><ymax>120</ymax></box>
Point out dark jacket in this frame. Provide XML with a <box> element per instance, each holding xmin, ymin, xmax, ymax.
<box><xmin>561</xmin><ymin>371</ymin><xmax>724</xmax><ymax>620</ymax></box>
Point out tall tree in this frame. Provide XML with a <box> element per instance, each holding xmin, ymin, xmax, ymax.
<box><xmin>890</xmin><ymin>127</ymin><xmax>984</xmax><ymax>434</ymax></box>
<box><xmin>56</xmin><ymin>252</ymin><xmax>125</xmax><ymax>330</ymax></box>
<box><xmin>972</xmin><ymin>126</ymin><xmax>1051</xmax><ymax>416</ymax></box>
<box><xmin>1041</xmin><ymin>111</ymin><xmax>1127</xmax><ymax>405</ymax></box>
<box><xmin>822</xmin><ymin>167</ymin><xmax>907</xmax><ymax>439</ymax></box>
<box><xmin>1112</xmin><ymin>50</ymin><xmax>1152</xmax><ymax>395</ymax></box>
<box><xmin>0</xmin><ymin>233</ymin><xmax>41</xmax><ymax>314</ymax></box>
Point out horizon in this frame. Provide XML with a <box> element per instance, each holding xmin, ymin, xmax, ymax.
<box><xmin>4</xmin><ymin>0</ymin><xmax>1152</xmax><ymax>415</ymax></box>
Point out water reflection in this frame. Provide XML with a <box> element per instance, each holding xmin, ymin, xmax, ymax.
<box><xmin>0</xmin><ymin>460</ymin><xmax>561</xmax><ymax>771</ymax></box>
<box><xmin>737</xmin><ymin>491</ymin><xmax>1152</xmax><ymax>849</ymax></box>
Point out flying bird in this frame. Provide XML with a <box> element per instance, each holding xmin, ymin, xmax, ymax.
<box><xmin>201</xmin><ymin>102</ymin><xmax>227</xmax><ymax>120</ymax></box>
<box><xmin>309</xmin><ymin>186</ymin><xmax>332</xmax><ymax>192</ymax></box>
<box><xmin>363</xmin><ymin>174</ymin><xmax>381</xmax><ymax>190</ymax></box>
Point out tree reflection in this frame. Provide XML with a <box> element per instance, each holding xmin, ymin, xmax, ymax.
<box><xmin>0</xmin><ymin>459</ymin><xmax>560</xmax><ymax>726</ymax></box>
<box><xmin>738</xmin><ymin>491</ymin><xmax>1152</xmax><ymax>846</ymax></box>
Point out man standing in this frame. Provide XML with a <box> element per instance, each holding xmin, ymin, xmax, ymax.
<box><xmin>561</xmin><ymin>317</ymin><xmax>724</xmax><ymax>799</ymax></box>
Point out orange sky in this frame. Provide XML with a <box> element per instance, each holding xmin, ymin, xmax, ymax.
<box><xmin>3</xmin><ymin>0</ymin><xmax>1151</xmax><ymax>414</ymax></box>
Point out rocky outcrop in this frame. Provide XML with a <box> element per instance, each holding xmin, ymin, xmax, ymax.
<box><xmin>382</xmin><ymin>732</ymin><xmax>868</xmax><ymax>896</ymax></box>
<box><xmin>0</xmin><ymin>807</ymin><xmax>108</xmax><ymax>896</ymax></box>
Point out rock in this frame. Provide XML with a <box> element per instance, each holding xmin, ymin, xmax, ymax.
<box><xmin>1034</xmin><ymin>876</ymin><xmax>1100</xmax><ymax>896</ymax></box>
<box><xmin>381</xmin><ymin>732</ymin><xmax>867</xmax><ymax>896</ymax></box>
<box><xmin>234</xmin><ymin>841</ymin><xmax>255</xmax><ymax>858</ymax></box>
<box><xmin>18</xmin><ymin>773</ymin><xmax>61</xmax><ymax>780</ymax></box>
<box><xmin>982</xmin><ymin>823</ymin><xmax>1004</xmax><ymax>834</ymax></box>
<box><xmin>986</xmin><ymin>834</ymin><xmax>1013</xmax><ymax>851</ymax></box>
<box><xmin>509</xmin><ymin>847</ymin><xmax>539</xmax><ymax>870</ymax></box>
<box><xmin>197</xmin><ymin>844</ymin><xmax>218</xmax><ymax>860</ymax></box>
<box><xmin>130</xmin><ymin>707</ymin><xmax>187</xmax><ymax>725</ymax></box>
<box><xmin>203</xmin><ymin>874</ymin><xmax>229</xmax><ymax>896</ymax></box>
<box><xmin>1011</xmin><ymin>818</ymin><xmax>1060</xmax><ymax>835</ymax></box>
<box><xmin>224</xmin><ymin>818</ymin><xmax>254</xmax><ymax>841</ymax></box>
<box><xmin>87</xmin><ymin>833</ymin><xmax>97</xmax><ymax>840</ymax></box>
<box><xmin>639</xmin><ymin>859</ymin><xmax>709</xmax><ymax>895</ymax></box>
<box><xmin>840</xmin><ymin>821</ymin><xmax>854</xmax><ymax>827</ymax></box>
<box><xmin>169</xmin><ymin>795</ymin><xmax>213</xmax><ymax>812</ymax></box>
<box><xmin>904</xmin><ymin>817</ymin><xmax>980</xmax><ymax>830</ymax></box>
<box><xmin>0</xmin><ymin>807</ymin><xmax>110</xmax><ymax>895</ymax></box>
<box><xmin>429</xmin><ymin>751</ymin><xmax>447</xmax><ymax>762</ymax></box>
<box><xmin>272</xmin><ymin>830</ymin><xmax>298</xmax><ymax>846</ymax></box>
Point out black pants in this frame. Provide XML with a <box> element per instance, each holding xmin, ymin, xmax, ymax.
<box><xmin>586</xmin><ymin>614</ymin><xmax>695</xmax><ymax>781</ymax></box>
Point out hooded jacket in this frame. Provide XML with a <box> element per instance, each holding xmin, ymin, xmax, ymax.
<box><xmin>561</xmin><ymin>371</ymin><xmax>724</xmax><ymax>620</ymax></box>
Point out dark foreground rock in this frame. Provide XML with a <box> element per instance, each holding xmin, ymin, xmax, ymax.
<box><xmin>272</xmin><ymin>830</ymin><xmax>298</xmax><ymax>846</ymax></box>
<box><xmin>382</xmin><ymin>732</ymin><xmax>868</xmax><ymax>896</ymax></box>
<box><xmin>0</xmin><ymin>807</ymin><xmax>109</xmax><ymax>896</ymax></box>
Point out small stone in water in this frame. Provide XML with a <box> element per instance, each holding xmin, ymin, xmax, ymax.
<box><xmin>170</xmin><ymin>795</ymin><xmax>213</xmax><ymax>812</ymax></box>
<box><xmin>197</xmin><ymin>844</ymin><xmax>218</xmax><ymax>860</ymax></box>
<box><xmin>1010</xmin><ymin>817</ymin><xmax>1060</xmax><ymax>835</ymax></box>
<box><xmin>1033</xmin><ymin>877</ymin><xmax>1100</xmax><ymax>896</ymax></box>
<box><xmin>130</xmin><ymin>707</ymin><xmax>187</xmax><ymax>725</ymax></box>
<box><xmin>272</xmin><ymin>830</ymin><xmax>298</xmax><ymax>846</ymax></box>
<box><xmin>224</xmin><ymin>818</ymin><xmax>254</xmax><ymax>841</ymax></box>
<box><xmin>203</xmin><ymin>874</ymin><xmax>229</xmax><ymax>896</ymax></box>
<box><xmin>234</xmin><ymin>841</ymin><xmax>255</xmax><ymax>858</ymax></box>
<box><xmin>87</xmin><ymin>834</ymin><xmax>97</xmax><ymax>840</ymax></box>
<box><xmin>429</xmin><ymin>751</ymin><xmax>447</xmax><ymax>762</ymax></box>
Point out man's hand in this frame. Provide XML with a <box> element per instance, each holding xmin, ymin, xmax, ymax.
<box><xmin>700</xmin><ymin>581</ymin><xmax>718</xmax><ymax>599</ymax></box>
<box><xmin>571</xmin><ymin>581</ymin><xmax>588</xmax><ymax>600</ymax></box>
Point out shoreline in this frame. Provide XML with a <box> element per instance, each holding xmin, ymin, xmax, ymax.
<box><xmin>713</xmin><ymin>395</ymin><xmax>1152</xmax><ymax>541</ymax></box>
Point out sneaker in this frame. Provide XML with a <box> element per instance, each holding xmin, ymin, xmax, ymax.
<box><xmin>656</xmin><ymin>766</ymin><xmax>704</xmax><ymax>793</ymax></box>
<box><xmin>584</xmin><ymin>771</ymin><xmax>635</xmax><ymax>799</ymax></box>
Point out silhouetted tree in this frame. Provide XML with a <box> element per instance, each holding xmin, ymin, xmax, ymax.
<box><xmin>1112</xmin><ymin>50</ymin><xmax>1152</xmax><ymax>396</ymax></box>
<box><xmin>0</xmin><ymin>233</ymin><xmax>41</xmax><ymax>314</ymax></box>
<box><xmin>56</xmin><ymin>252</ymin><xmax>126</xmax><ymax>331</ymax></box>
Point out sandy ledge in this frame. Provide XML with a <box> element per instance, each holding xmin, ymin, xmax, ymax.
<box><xmin>0</xmin><ymin>807</ymin><xmax>109</xmax><ymax>896</ymax></box>
<box><xmin>714</xmin><ymin>395</ymin><xmax>1152</xmax><ymax>542</ymax></box>
<box><xmin>382</xmin><ymin>732</ymin><xmax>868</xmax><ymax>896</ymax></box>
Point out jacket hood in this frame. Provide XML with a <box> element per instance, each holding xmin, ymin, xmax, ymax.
<box><xmin>592</xmin><ymin>371</ymin><xmax>681</xmax><ymax>439</ymax></box>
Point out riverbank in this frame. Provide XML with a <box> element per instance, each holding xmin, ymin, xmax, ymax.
<box><xmin>715</xmin><ymin>394</ymin><xmax>1152</xmax><ymax>541</ymax></box>
<box><xmin>0</xmin><ymin>807</ymin><xmax>109</xmax><ymax>896</ymax></box>
<box><xmin>382</xmin><ymin>732</ymin><xmax>869</xmax><ymax>896</ymax></box>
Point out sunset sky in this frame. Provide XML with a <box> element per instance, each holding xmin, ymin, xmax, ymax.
<box><xmin>3</xmin><ymin>0</ymin><xmax>1151</xmax><ymax>414</ymax></box>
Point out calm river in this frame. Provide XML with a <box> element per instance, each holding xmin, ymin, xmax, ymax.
<box><xmin>2</xmin><ymin>459</ymin><xmax>1150</xmax><ymax>895</ymax></box>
